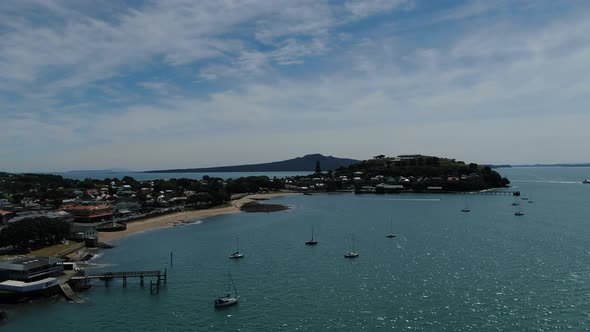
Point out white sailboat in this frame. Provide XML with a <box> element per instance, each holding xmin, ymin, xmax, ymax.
<box><xmin>461</xmin><ymin>199</ymin><xmax>470</xmax><ymax>212</ymax></box>
<box><xmin>305</xmin><ymin>225</ymin><xmax>318</xmax><ymax>245</ymax></box>
<box><xmin>386</xmin><ymin>218</ymin><xmax>396</xmax><ymax>238</ymax></box>
<box><xmin>214</xmin><ymin>272</ymin><xmax>239</xmax><ymax>308</ymax></box>
<box><xmin>514</xmin><ymin>203</ymin><xmax>524</xmax><ymax>216</ymax></box>
<box><xmin>344</xmin><ymin>234</ymin><xmax>359</xmax><ymax>258</ymax></box>
<box><xmin>229</xmin><ymin>237</ymin><xmax>244</xmax><ymax>259</ymax></box>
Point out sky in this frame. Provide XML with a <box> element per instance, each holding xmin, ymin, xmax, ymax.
<box><xmin>1</xmin><ymin>0</ymin><xmax>590</xmax><ymax>172</ymax></box>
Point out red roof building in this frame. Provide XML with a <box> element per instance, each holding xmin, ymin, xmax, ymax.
<box><xmin>63</xmin><ymin>205</ymin><xmax>113</xmax><ymax>223</ymax></box>
<box><xmin>0</xmin><ymin>210</ymin><xmax>15</xmax><ymax>224</ymax></box>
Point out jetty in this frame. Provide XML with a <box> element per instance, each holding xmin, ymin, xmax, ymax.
<box><xmin>461</xmin><ymin>190</ymin><xmax>519</xmax><ymax>196</ymax></box>
<box><xmin>71</xmin><ymin>269</ymin><xmax>167</xmax><ymax>294</ymax></box>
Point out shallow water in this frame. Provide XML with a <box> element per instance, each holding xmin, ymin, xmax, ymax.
<box><xmin>4</xmin><ymin>167</ymin><xmax>590</xmax><ymax>331</ymax></box>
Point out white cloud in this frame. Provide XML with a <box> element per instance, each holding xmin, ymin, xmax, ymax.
<box><xmin>1</xmin><ymin>1</ymin><xmax>590</xmax><ymax>171</ymax></box>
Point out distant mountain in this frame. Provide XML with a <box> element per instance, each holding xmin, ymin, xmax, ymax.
<box><xmin>65</xmin><ymin>168</ymin><xmax>132</xmax><ymax>173</ymax></box>
<box><xmin>144</xmin><ymin>154</ymin><xmax>360</xmax><ymax>173</ymax></box>
<box><xmin>490</xmin><ymin>163</ymin><xmax>590</xmax><ymax>168</ymax></box>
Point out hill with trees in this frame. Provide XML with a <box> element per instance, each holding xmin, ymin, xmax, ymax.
<box><xmin>144</xmin><ymin>154</ymin><xmax>359</xmax><ymax>173</ymax></box>
<box><xmin>332</xmin><ymin>154</ymin><xmax>510</xmax><ymax>192</ymax></box>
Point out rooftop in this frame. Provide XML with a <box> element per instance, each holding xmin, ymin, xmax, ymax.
<box><xmin>0</xmin><ymin>256</ymin><xmax>63</xmax><ymax>271</ymax></box>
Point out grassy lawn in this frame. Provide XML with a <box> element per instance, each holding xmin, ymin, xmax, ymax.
<box><xmin>0</xmin><ymin>241</ymin><xmax>85</xmax><ymax>259</ymax></box>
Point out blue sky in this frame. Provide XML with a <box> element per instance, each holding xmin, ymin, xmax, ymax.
<box><xmin>1</xmin><ymin>0</ymin><xmax>589</xmax><ymax>171</ymax></box>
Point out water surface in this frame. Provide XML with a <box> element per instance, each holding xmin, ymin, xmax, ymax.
<box><xmin>4</xmin><ymin>167</ymin><xmax>590</xmax><ymax>331</ymax></box>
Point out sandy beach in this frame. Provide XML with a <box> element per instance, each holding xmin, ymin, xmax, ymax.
<box><xmin>99</xmin><ymin>192</ymin><xmax>300</xmax><ymax>243</ymax></box>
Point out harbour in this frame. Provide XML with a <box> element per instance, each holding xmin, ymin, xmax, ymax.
<box><xmin>2</xmin><ymin>167</ymin><xmax>590</xmax><ymax>330</ymax></box>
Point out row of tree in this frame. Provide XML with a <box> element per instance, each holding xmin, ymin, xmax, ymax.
<box><xmin>0</xmin><ymin>217</ymin><xmax>70</xmax><ymax>253</ymax></box>
<box><xmin>0</xmin><ymin>173</ymin><xmax>287</xmax><ymax>208</ymax></box>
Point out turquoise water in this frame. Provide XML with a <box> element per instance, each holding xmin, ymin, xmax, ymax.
<box><xmin>51</xmin><ymin>171</ymin><xmax>310</xmax><ymax>181</ymax></box>
<box><xmin>4</xmin><ymin>167</ymin><xmax>590</xmax><ymax>331</ymax></box>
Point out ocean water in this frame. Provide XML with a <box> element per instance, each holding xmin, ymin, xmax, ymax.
<box><xmin>3</xmin><ymin>167</ymin><xmax>590</xmax><ymax>331</ymax></box>
<box><xmin>51</xmin><ymin>171</ymin><xmax>310</xmax><ymax>181</ymax></box>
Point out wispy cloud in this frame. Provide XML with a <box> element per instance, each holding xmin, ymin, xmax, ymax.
<box><xmin>1</xmin><ymin>0</ymin><xmax>589</xmax><ymax>171</ymax></box>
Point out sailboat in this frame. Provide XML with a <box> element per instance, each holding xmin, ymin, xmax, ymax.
<box><xmin>528</xmin><ymin>195</ymin><xmax>534</xmax><ymax>203</ymax></box>
<box><xmin>305</xmin><ymin>225</ymin><xmax>318</xmax><ymax>245</ymax></box>
<box><xmin>344</xmin><ymin>235</ymin><xmax>359</xmax><ymax>258</ymax></box>
<box><xmin>229</xmin><ymin>237</ymin><xmax>244</xmax><ymax>259</ymax></box>
<box><xmin>461</xmin><ymin>199</ymin><xmax>470</xmax><ymax>213</ymax></box>
<box><xmin>386</xmin><ymin>218</ymin><xmax>396</xmax><ymax>238</ymax></box>
<box><xmin>214</xmin><ymin>272</ymin><xmax>239</xmax><ymax>308</ymax></box>
<box><xmin>511</xmin><ymin>196</ymin><xmax>519</xmax><ymax>206</ymax></box>
<box><xmin>514</xmin><ymin>203</ymin><xmax>524</xmax><ymax>216</ymax></box>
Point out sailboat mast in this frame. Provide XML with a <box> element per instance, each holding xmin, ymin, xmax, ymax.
<box><xmin>311</xmin><ymin>225</ymin><xmax>314</xmax><ymax>240</ymax></box>
<box><xmin>230</xmin><ymin>273</ymin><xmax>238</xmax><ymax>297</ymax></box>
<box><xmin>352</xmin><ymin>234</ymin><xmax>355</xmax><ymax>252</ymax></box>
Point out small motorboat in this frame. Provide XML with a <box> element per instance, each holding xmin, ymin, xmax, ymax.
<box><xmin>583</xmin><ymin>179</ymin><xmax>590</xmax><ymax>184</ymax></box>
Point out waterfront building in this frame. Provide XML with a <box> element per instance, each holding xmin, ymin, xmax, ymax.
<box><xmin>69</xmin><ymin>223</ymin><xmax>99</xmax><ymax>242</ymax></box>
<box><xmin>0</xmin><ymin>257</ymin><xmax>63</xmax><ymax>282</ymax></box>
<box><xmin>63</xmin><ymin>204</ymin><xmax>113</xmax><ymax>223</ymax></box>
<box><xmin>0</xmin><ymin>257</ymin><xmax>64</xmax><ymax>303</ymax></box>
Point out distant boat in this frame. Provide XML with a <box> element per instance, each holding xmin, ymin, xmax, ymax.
<box><xmin>214</xmin><ymin>272</ymin><xmax>239</xmax><ymax>308</ymax></box>
<box><xmin>583</xmin><ymin>179</ymin><xmax>590</xmax><ymax>184</ymax></box>
<box><xmin>461</xmin><ymin>199</ymin><xmax>470</xmax><ymax>213</ymax></box>
<box><xmin>229</xmin><ymin>237</ymin><xmax>244</xmax><ymax>259</ymax></box>
<box><xmin>514</xmin><ymin>204</ymin><xmax>524</xmax><ymax>216</ymax></box>
<box><xmin>344</xmin><ymin>235</ymin><xmax>359</xmax><ymax>258</ymax></box>
<box><xmin>305</xmin><ymin>225</ymin><xmax>318</xmax><ymax>245</ymax></box>
<box><xmin>511</xmin><ymin>197</ymin><xmax>519</xmax><ymax>206</ymax></box>
<box><xmin>386</xmin><ymin>219</ymin><xmax>396</xmax><ymax>238</ymax></box>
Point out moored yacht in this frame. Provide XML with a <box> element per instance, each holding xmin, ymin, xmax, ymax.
<box><xmin>214</xmin><ymin>272</ymin><xmax>239</xmax><ymax>308</ymax></box>
<box><xmin>229</xmin><ymin>237</ymin><xmax>244</xmax><ymax>259</ymax></box>
<box><xmin>344</xmin><ymin>235</ymin><xmax>359</xmax><ymax>258</ymax></box>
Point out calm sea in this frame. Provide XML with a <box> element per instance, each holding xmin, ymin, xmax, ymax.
<box><xmin>3</xmin><ymin>167</ymin><xmax>590</xmax><ymax>331</ymax></box>
<box><xmin>52</xmin><ymin>171</ymin><xmax>310</xmax><ymax>181</ymax></box>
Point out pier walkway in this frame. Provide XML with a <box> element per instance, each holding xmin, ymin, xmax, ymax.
<box><xmin>72</xmin><ymin>270</ymin><xmax>164</xmax><ymax>280</ymax></box>
<box><xmin>71</xmin><ymin>269</ymin><xmax>167</xmax><ymax>293</ymax></box>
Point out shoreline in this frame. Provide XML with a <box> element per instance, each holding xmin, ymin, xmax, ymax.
<box><xmin>98</xmin><ymin>192</ymin><xmax>301</xmax><ymax>243</ymax></box>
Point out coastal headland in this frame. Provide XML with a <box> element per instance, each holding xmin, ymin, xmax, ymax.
<box><xmin>99</xmin><ymin>192</ymin><xmax>300</xmax><ymax>243</ymax></box>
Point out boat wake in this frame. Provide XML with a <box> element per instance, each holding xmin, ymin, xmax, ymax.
<box><xmin>511</xmin><ymin>180</ymin><xmax>581</xmax><ymax>184</ymax></box>
<box><xmin>383</xmin><ymin>198</ymin><xmax>441</xmax><ymax>201</ymax></box>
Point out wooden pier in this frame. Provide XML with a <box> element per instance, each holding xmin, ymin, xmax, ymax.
<box><xmin>71</xmin><ymin>269</ymin><xmax>167</xmax><ymax>294</ymax></box>
<box><xmin>460</xmin><ymin>190</ymin><xmax>519</xmax><ymax>196</ymax></box>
